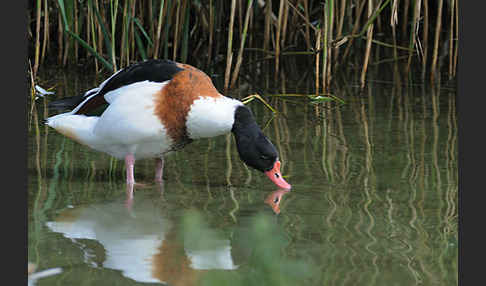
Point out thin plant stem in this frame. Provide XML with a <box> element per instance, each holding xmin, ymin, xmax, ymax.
<box><xmin>452</xmin><ymin>0</ymin><xmax>458</xmax><ymax>78</ymax></box>
<box><xmin>334</xmin><ymin>0</ymin><xmax>346</xmax><ymax>60</ymax></box>
<box><xmin>153</xmin><ymin>0</ymin><xmax>165</xmax><ymax>59</ymax></box>
<box><xmin>275</xmin><ymin>0</ymin><xmax>285</xmax><ymax>75</ymax></box>
<box><xmin>74</xmin><ymin>0</ymin><xmax>79</xmax><ymax>61</ymax></box>
<box><xmin>430</xmin><ymin>0</ymin><xmax>444</xmax><ymax>82</ymax></box>
<box><xmin>402</xmin><ymin>0</ymin><xmax>410</xmax><ymax>38</ymax></box>
<box><xmin>302</xmin><ymin>0</ymin><xmax>312</xmax><ymax>51</ymax></box>
<box><xmin>315</xmin><ymin>29</ymin><xmax>321</xmax><ymax>97</ymax></box>
<box><xmin>164</xmin><ymin>0</ymin><xmax>172</xmax><ymax>59</ymax></box>
<box><xmin>206</xmin><ymin>0</ymin><xmax>214</xmax><ymax>66</ymax></box>
<box><xmin>57</xmin><ymin>8</ymin><xmax>63</xmax><ymax>65</ymax></box>
<box><xmin>172</xmin><ymin>0</ymin><xmax>181</xmax><ymax>61</ymax></box>
<box><xmin>409</xmin><ymin>0</ymin><xmax>422</xmax><ymax>72</ymax></box>
<box><xmin>448</xmin><ymin>0</ymin><xmax>455</xmax><ymax>79</ymax></box>
<box><xmin>224</xmin><ymin>0</ymin><xmax>237</xmax><ymax>92</ymax></box>
<box><xmin>41</xmin><ymin>0</ymin><xmax>49</xmax><ymax>65</ymax></box>
<box><xmin>324</xmin><ymin>0</ymin><xmax>334</xmax><ymax>91</ymax></box>
<box><xmin>281</xmin><ymin>0</ymin><xmax>289</xmax><ymax>50</ymax></box>
<box><xmin>230</xmin><ymin>0</ymin><xmax>254</xmax><ymax>88</ymax></box>
<box><xmin>181</xmin><ymin>0</ymin><xmax>190</xmax><ymax>62</ymax></box>
<box><xmin>34</xmin><ymin>0</ymin><xmax>41</xmax><ymax>77</ymax></box>
<box><xmin>322</xmin><ymin>3</ymin><xmax>328</xmax><ymax>93</ymax></box>
<box><xmin>263</xmin><ymin>0</ymin><xmax>272</xmax><ymax>52</ymax></box>
<box><xmin>88</xmin><ymin>0</ymin><xmax>99</xmax><ymax>72</ymax></box>
<box><xmin>341</xmin><ymin>0</ymin><xmax>366</xmax><ymax>62</ymax></box>
<box><xmin>360</xmin><ymin>0</ymin><xmax>374</xmax><ymax>89</ymax></box>
<box><xmin>110</xmin><ymin>0</ymin><xmax>119</xmax><ymax>71</ymax></box>
<box><xmin>421</xmin><ymin>0</ymin><xmax>429</xmax><ymax>80</ymax></box>
<box><xmin>120</xmin><ymin>0</ymin><xmax>129</xmax><ymax>67</ymax></box>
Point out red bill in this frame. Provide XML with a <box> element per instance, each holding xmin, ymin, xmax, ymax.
<box><xmin>264</xmin><ymin>160</ymin><xmax>291</xmax><ymax>189</ymax></box>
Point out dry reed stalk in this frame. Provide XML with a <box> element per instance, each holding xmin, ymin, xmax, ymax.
<box><xmin>360</xmin><ymin>0</ymin><xmax>374</xmax><ymax>89</ymax></box>
<box><xmin>248</xmin><ymin>4</ymin><xmax>254</xmax><ymax>50</ymax></box>
<box><xmin>87</xmin><ymin>3</ymin><xmax>91</xmax><ymax>47</ymax></box>
<box><xmin>33</xmin><ymin>0</ymin><xmax>41</xmax><ymax>77</ymax></box>
<box><xmin>421</xmin><ymin>0</ymin><xmax>429</xmax><ymax>80</ymax></box>
<box><xmin>88</xmin><ymin>1</ymin><xmax>100</xmax><ymax>72</ymax></box>
<box><xmin>325</xmin><ymin>0</ymin><xmax>334</xmax><ymax>90</ymax></box>
<box><xmin>74</xmin><ymin>0</ymin><xmax>79</xmax><ymax>61</ymax></box>
<box><xmin>130</xmin><ymin>0</ymin><xmax>137</xmax><ymax>61</ymax></box>
<box><xmin>407</xmin><ymin>0</ymin><xmax>422</xmax><ymax>72</ymax></box>
<box><xmin>163</xmin><ymin>0</ymin><xmax>172</xmax><ymax>59</ymax></box>
<box><xmin>95</xmin><ymin>0</ymin><xmax>103</xmax><ymax>68</ymax></box>
<box><xmin>263</xmin><ymin>0</ymin><xmax>272</xmax><ymax>51</ymax></box>
<box><xmin>334</xmin><ymin>0</ymin><xmax>346</xmax><ymax>60</ymax></box>
<box><xmin>110</xmin><ymin>0</ymin><xmax>119</xmax><ymax>71</ymax></box>
<box><xmin>280</xmin><ymin>0</ymin><xmax>289</xmax><ymax>50</ymax></box>
<box><xmin>206</xmin><ymin>0</ymin><xmax>214</xmax><ymax>66</ymax></box>
<box><xmin>120</xmin><ymin>0</ymin><xmax>129</xmax><ymax>67</ymax></box>
<box><xmin>40</xmin><ymin>0</ymin><xmax>49</xmax><ymax>65</ymax></box>
<box><xmin>452</xmin><ymin>0</ymin><xmax>458</xmax><ymax>78</ymax></box>
<box><xmin>402</xmin><ymin>0</ymin><xmax>410</xmax><ymax>38</ymax></box>
<box><xmin>147</xmin><ymin>0</ymin><xmax>154</xmax><ymax>57</ymax></box>
<box><xmin>285</xmin><ymin>0</ymin><xmax>297</xmax><ymax>46</ymax></box>
<box><xmin>448</xmin><ymin>0</ymin><xmax>455</xmax><ymax>79</ymax></box>
<box><xmin>230</xmin><ymin>0</ymin><xmax>254</xmax><ymax>89</ymax></box>
<box><xmin>172</xmin><ymin>0</ymin><xmax>181</xmax><ymax>61</ymax></box>
<box><xmin>336</xmin><ymin>0</ymin><xmax>346</xmax><ymax>38</ymax></box>
<box><xmin>153</xmin><ymin>0</ymin><xmax>165</xmax><ymax>59</ymax></box>
<box><xmin>180</xmin><ymin>0</ymin><xmax>190</xmax><ymax>62</ymax></box>
<box><xmin>224</xmin><ymin>0</ymin><xmax>237</xmax><ymax>92</ymax></box>
<box><xmin>315</xmin><ymin>29</ymin><xmax>321</xmax><ymax>97</ymax></box>
<box><xmin>430</xmin><ymin>0</ymin><xmax>444</xmax><ymax>82</ymax></box>
<box><xmin>62</xmin><ymin>32</ymin><xmax>70</xmax><ymax>66</ymax></box>
<box><xmin>303</xmin><ymin>0</ymin><xmax>312</xmax><ymax>51</ymax></box>
<box><xmin>341</xmin><ymin>0</ymin><xmax>366</xmax><ymax>62</ymax></box>
<box><xmin>99</xmin><ymin>0</ymin><xmax>108</xmax><ymax>60</ymax></box>
<box><xmin>275</xmin><ymin>0</ymin><xmax>285</xmax><ymax>75</ymax></box>
<box><xmin>321</xmin><ymin>3</ymin><xmax>328</xmax><ymax>92</ymax></box>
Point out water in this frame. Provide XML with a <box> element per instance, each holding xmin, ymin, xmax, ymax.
<box><xmin>28</xmin><ymin>61</ymin><xmax>458</xmax><ymax>286</ymax></box>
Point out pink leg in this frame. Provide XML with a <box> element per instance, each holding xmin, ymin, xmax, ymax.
<box><xmin>125</xmin><ymin>182</ymin><xmax>134</xmax><ymax>211</ymax></box>
<box><xmin>154</xmin><ymin>157</ymin><xmax>164</xmax><ymax>183</ymax></box>
<box><xmin>125</xmin><ymin>154</ymin><xmax>136</xmax><ymax>184</ymax></box>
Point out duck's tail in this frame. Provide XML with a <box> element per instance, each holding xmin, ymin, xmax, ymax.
<box><xmin>45</xmin><ymin>113</ymin><xmax>99</xmax><ymax>147</ymax></box>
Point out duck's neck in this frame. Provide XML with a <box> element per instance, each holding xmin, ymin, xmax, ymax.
<box><xmin>232</xmin><ymin>105</ymin><xmax>260</xmax><ymax>133</ymax></box>
<box><xmin>231</xmin><ymin>105</ymin><xmax>262</xmax><ymax>146</ymax></box>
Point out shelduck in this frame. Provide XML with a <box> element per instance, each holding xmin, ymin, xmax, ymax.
<box><xmin>46</xmin><ymin>59</ymin><xmax>291</xmax><ymax>189</ymax></box>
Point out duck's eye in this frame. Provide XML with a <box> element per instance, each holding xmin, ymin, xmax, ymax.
<box><xmin>275</xmin><ymin>173</ymin><xmax>280</xmax><ymax>179</ymax></box>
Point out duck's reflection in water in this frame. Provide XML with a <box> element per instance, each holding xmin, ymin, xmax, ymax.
<box><xmin>264</xmin><ymin>189</ymin><xmax>291</xmax><ymax>214</ymax></box>
<box><xmin>45</xmin><ymin>186</ymin><xmax>237</xmax><ymax>285</ymax></box>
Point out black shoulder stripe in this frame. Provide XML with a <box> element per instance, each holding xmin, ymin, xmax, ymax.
<box><xmin>73</xmin><ymin>59</ymin><xmax>184</xmax><ymax>115</ymax></box>
<box><xmin>48</xmin><ymin>94</ymin><xmax>85</xmax><ymax>111</ymax></box>
<box><xmin>96</xmin><ymin>59</ymin><xmax>183</xmax><ymax>98</ymax></box>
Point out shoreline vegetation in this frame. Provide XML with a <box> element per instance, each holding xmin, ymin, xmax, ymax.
<box><xmin>28</xmin><ymin>0</ymin><xmax>457</xmax><ymax>93</ymax></box>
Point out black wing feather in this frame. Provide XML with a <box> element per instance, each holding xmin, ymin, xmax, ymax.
<box><xmin>94</xmin><ymin>59</ymin><xmax>183</xmax><ymax>99</ymax></box>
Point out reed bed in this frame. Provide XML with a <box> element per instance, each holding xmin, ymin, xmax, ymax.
<box><xmin>28</xmin><ymin>0</ymin><xmax>457</xmax><ymax>91</ymax></box>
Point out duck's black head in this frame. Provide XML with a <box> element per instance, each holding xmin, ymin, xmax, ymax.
<box><xmin>231</xmin><ymin>105</ymin><xmax>291</xmax><ymax>189</ymax></box>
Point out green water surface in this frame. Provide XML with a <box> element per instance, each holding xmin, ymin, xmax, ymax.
<box><xmin>28</xmin><ymin>63</ymin><xmax>458</xmax><ymax>286</ymax></box>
